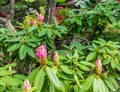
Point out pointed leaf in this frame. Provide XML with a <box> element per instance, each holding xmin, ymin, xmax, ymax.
<box><xmin>46</xmin><ymin>67</ymin><xmax>61</xmax><ymax>90</ymax></box>
<box><xmin>34</xmin><ymin>68</ymin><xmax>45</xmax><ymax>92</ymax></box>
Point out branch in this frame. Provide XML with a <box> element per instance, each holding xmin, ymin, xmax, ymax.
<box><xmin>49</xmin><ymin>0</ymin><xmax>56</xmax><ymax>24</ymax></box>
<box><xmin>44</xmin><ymin>0</ymin><xmax>50</xmax><ymax>23</ymax></box>
<box><xmin>5</xmin><ymin>0</ymin><xmax>16</xmax><ymax>33</ymax></box>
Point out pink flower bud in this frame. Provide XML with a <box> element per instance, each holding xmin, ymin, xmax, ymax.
<box><xmin>57</xmin><ymin>6</ymin><xmax>64</xmax><ymax>9</ymax></box>
<box><xmin>37</xmin><ymin>14</ymin><xmax>44</xmax><ymax>21</ymax></box>
<box><xmin>23</xmin><ymin>79</ymin><xmax>31</xmax><ymax>92</ymax></box>
<box><xmin>118</xmin><ymin>0</ymin><xmax>120</xmax><ymax>3</ymax></box>
<box><xmin>53</xmin><ymin>51</ymin><xmax>59</xmax><ymax>66</ymax></box>
<box><xmin>95</xmin><ymin>58</ymin><xmax>102</xmax><ymax>75</ymax></box>
<box><xmin>36</xmin><ymin>45</ymin><xmax>47</xmax><ymax>65</ymax></box>
<box><xmin>60</xmin><ymin>15</ymin><xmax>65</xmax><ymax>20</ymax></box>
<box><xmin>30</xmin><ymin>19</ymin><xmax>34</xmax><ymax>26</ymax></box>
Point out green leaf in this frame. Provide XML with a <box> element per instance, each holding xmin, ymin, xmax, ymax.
<box><xmin>46</xmin><ymin>66</ymin><xmax>61</xmax><ymax>90</ymax></box>
<box><xmin>103</xmin><ymin>58</ymin><xmax>110</xmax><ymax>65</ymax></box>
<box><xmin>26</xmin><ymin>46</ymin><xmax>35</xmax><ymax>58</ymax></box>
<box><xmin>34</xmin><ymin>68</ymin><xmax>45</xmax><ymax>92</ymax></box>
<box><xmin>86</xmin><ymin>52</ymin><xmax>96</xmax><ymax>61</ymax></box>
<box><xmin>27</xmin><ymin>68</ymin><xmax>39</xmax><ymax>84</ymax></box>
<box><xmin>76</xmin><ymin>18</ymin><xmax>82</xmax><ymax>25</ymax></box>
<box><xmin>98</xmin><ymin>78</ymin><xmax>109</xmax><ymax>92</ymax></box>
<box><xmin>80</xmin><ymin>61</ymin><xmax>95</xmax><ymax>67</ymax></box>
<box><xmin>47</xmin><ymin>29</ymin><xmax>52</xmax><ymax>38</ymax></box>
<box><xmin>7</xmin><ymin>43</ymin><xmax>21</xmax><ymax>51</ymax></box>
<box><xmin>39</xmin><ymin>29</ymin><xmax>47</xmax><ymax>37</ymax></box>
<box><xmin>49</xmin><ymin>83</ymin><xmax>55</xmax><ymax>92</ymax></box>
<box><xmin>60</xmin><ymin>65</ymin><xmax>73</xmax><ymax>74</ymax></box>
<box><xmin>104</xmin><ymin>79</ymin><xmax>116</xmax><ymax>91</ymax></box>
<box><xmin>93</xmin><ymin>78</ymin><xmax>99</xmax><ymax>92</ymax></box>
<box><xmin>14</xmin><ymin>74</ymin><xmax>26</xmax><ymax>80</ymax></box>
<box><xmin>74</xmin><ymin>74</ymin><xmax>81</xmax><ymax>88</ymax></box>
<box><xmin>80</xmin><ymin>74</ymin><xmax>94</xmax><ymax>92</ymax></box>
<box><xmin>78</xmin><ymin>64</ymin><xmax>89</xmax><ymax>71</ymax></box>
<box><xmin>109</xmin><ymin>76</ymin><xmax>118</xmax><ymax>90</ymax></box>
<box><xmin>28</xmin><ymin>26</ymin><xmax>37</xmax><ymax>33</ymax></box>
<box><xmin>19</xmin><ymin>44</ymin><xmax>27</xmax><ymax>60</ymax></box>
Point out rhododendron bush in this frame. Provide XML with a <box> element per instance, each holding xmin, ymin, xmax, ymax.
<box><xmin>0</xmin><ymin>0</ymin><xmax>120</xmax><ymax>92</ymax></box>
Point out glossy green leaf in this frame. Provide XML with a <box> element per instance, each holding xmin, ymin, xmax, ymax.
<box><xmin>39</xmin><ymin>29</ymin><xmax>47</xmax><ymax>37</ymax></box>
<box><xmin>80</xmin><ymin>74</ymin><xmax>94</xmax><ymax>92</ymax></box>
<box><xmin>60</xmin><ymin>65</ymin><xmax>73</xmax><ymax>74</ymax></box>
<box><xmin>46</xmin><ymin>67</ymin><xmax>61</xmax><ymax>90</ymax></box>
<box><xmin>86</xmin><ymin>52</ymin><xmax>96</xmax><ymax>61</ymax></box>
<box><xmin>47</xmin><ymin>29</ymin><xmax>52</xmax><ymax>38</ymax></box>
<box><xmin>28</xmin><ymin>26</ymin><xmax>37</xmax><ymax>33</ymax></box>
<box><xmin>93</xmin><ymin>78</ymin><xmax>99</xmax><ymax>92</ymax></box>
<box><xmin>27</xmin><ymin>68</ymin><xmax>39</xmax><ymax>84</ymax></box>
<box><xmin>34</xmin><ymin>68</ymin><xmax>45</xmax><ymax>92</ymax></box>
<box><xmin>7</xmin><ymin>43</ymin><xmax>21</xmax><ymax>51</ymax></box>
<box><xmin>80</xmin><ymin>61</ymin><xmax>95</xmax><ymax>67</ymax></box>
<box><xmin>19</xmin><ymin>44</ymin><xmax>27</xmax><ymax>60</ymax></box>
<box><xmin>78</xmin><ymin>64</ymin><xmax>89</xmax><ymax>71</ymax></box>
<box><xmin>109</xmin><ymin>76</ymin><xmax>118</xmax><ymax>90</ymax></box>
<box><xmin>49</xmin><ymin>83</ymin><xmax>55</xmax><ymax>92</ymax></box>
<box><xmin>74</xmin><ymin>74</ymin><xmax>81</xmax><ymax>88</ymax></box>
<box><xmin>104</xmin><ymin>79</ymin><xmax>116</xmax><ymax>91</ymax></box>
<box><xmin>26</xmin><ymin>46</ymin><xmax>35</xmax><ymax>58</ymax></box>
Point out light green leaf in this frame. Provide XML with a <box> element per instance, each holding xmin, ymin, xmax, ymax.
<box><xmin>27</xmin><ymin>68</ymin><xmax>39</xmax><ymax>84</ymax></box>
<box><xmin>34</xmin><ymin>68</ymin><xmax>45</xmax><ymax>92</ymax></box>
<box><xmin>80</xmin><ymin>74</ymin><xmax>94</xmax><ymax>92</ymax></box>
<box><xmin>104</xmin><ymin>79</ymin><xmax>116</xmax><ymax>91</ymax></box>
<box><xmin>46</xmin><ymin>67</ymin><xmax>61</xmax><ymax>90</ymax></box>
<box><xmin>93</xmin><ymin>78</ymin><xmax>99</xmax><ymax>92</ymax></box>
<box><xmin>60</xmin><ymin>65</ymin><xmax>73</xmax><ymax>74</ymax></box>
<box><xmin>28</xmin><ymin>26</ymin><xmax>37</xmax><ymax>33</ymax></box>
<box><xmin>86</xmin><ymin>52</ymin><xmax>96</xmax><ymax>61</ymax></box>
<box><xmin>78</xmin><ymin>64</ymin><xmax>89</xmax><ymax>71</ymax></box>
<box><xmin>7</xmin><ymin>43</ymin><xmax>21</xmax><ymax>51</ymax></box>
<box><xmin>74</xmin><ymin>74</ymin><xmax>81</xmax><ymax>88</ymax></box>
<box><xmin>49</xmin><ymin>83</ymin><xmax>55</xmax><ymax>92</ymax></box>
<box><xmin>80</xmin><ymin>61</ymin><xmax>95</xmax><ymax>67</ymax></box>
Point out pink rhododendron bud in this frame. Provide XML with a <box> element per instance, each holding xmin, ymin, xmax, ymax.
<box><xmin>118</xmin><ymin>0</ymin><xmax>120</xmax><ymax>3</ymax></box>
<box><xmin>30</xmin><ymin>19</ymin><xmax>34</xmax><ymax>26</ymax></box>
<box><xmin>36</xmin><ymin>45</ymin><xmax>47</xmax><ymax>65</ymax></box>
<box><xmin>54</xmin><ymin>9</ymin><xmax>59</xmax><ymax>13</ymax></box>
<box><xmin>60</xmin><ymin>15</ymin><xmax>65</xmax><ymax>20</ymax></box>
<box><xmin>57</xmin><ymin>6</ymin><xmax>64</xmax><ymax>9</ymax></box>
<box><xmin>23</xmin><ymin>79</ymin><xmax>31</xmax><ymax>92</ymax></box>
<box><xmin>53</xmin><ymin>51</ymin><xmax>59</xmax><ymax>66</ymax></box>
<box><xmin>37</xmin><ymin>14</ymin><xmax>44</xmax><ymax>21</ymax></box>
<box><xmin>95</xmin><ymin>58</ymin><xmax>102</xmax><ymax>75</ymax></box>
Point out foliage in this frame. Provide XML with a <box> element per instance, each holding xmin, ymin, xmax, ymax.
<box><xmin>0</xmin><ymin>63</ymin><xmax>26</xmax><ymax>91</ymax></box>
<box><xmin>0</xmin><ymin>0</ymin><xmax>120</xmax><ymax>92</ymax></box>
